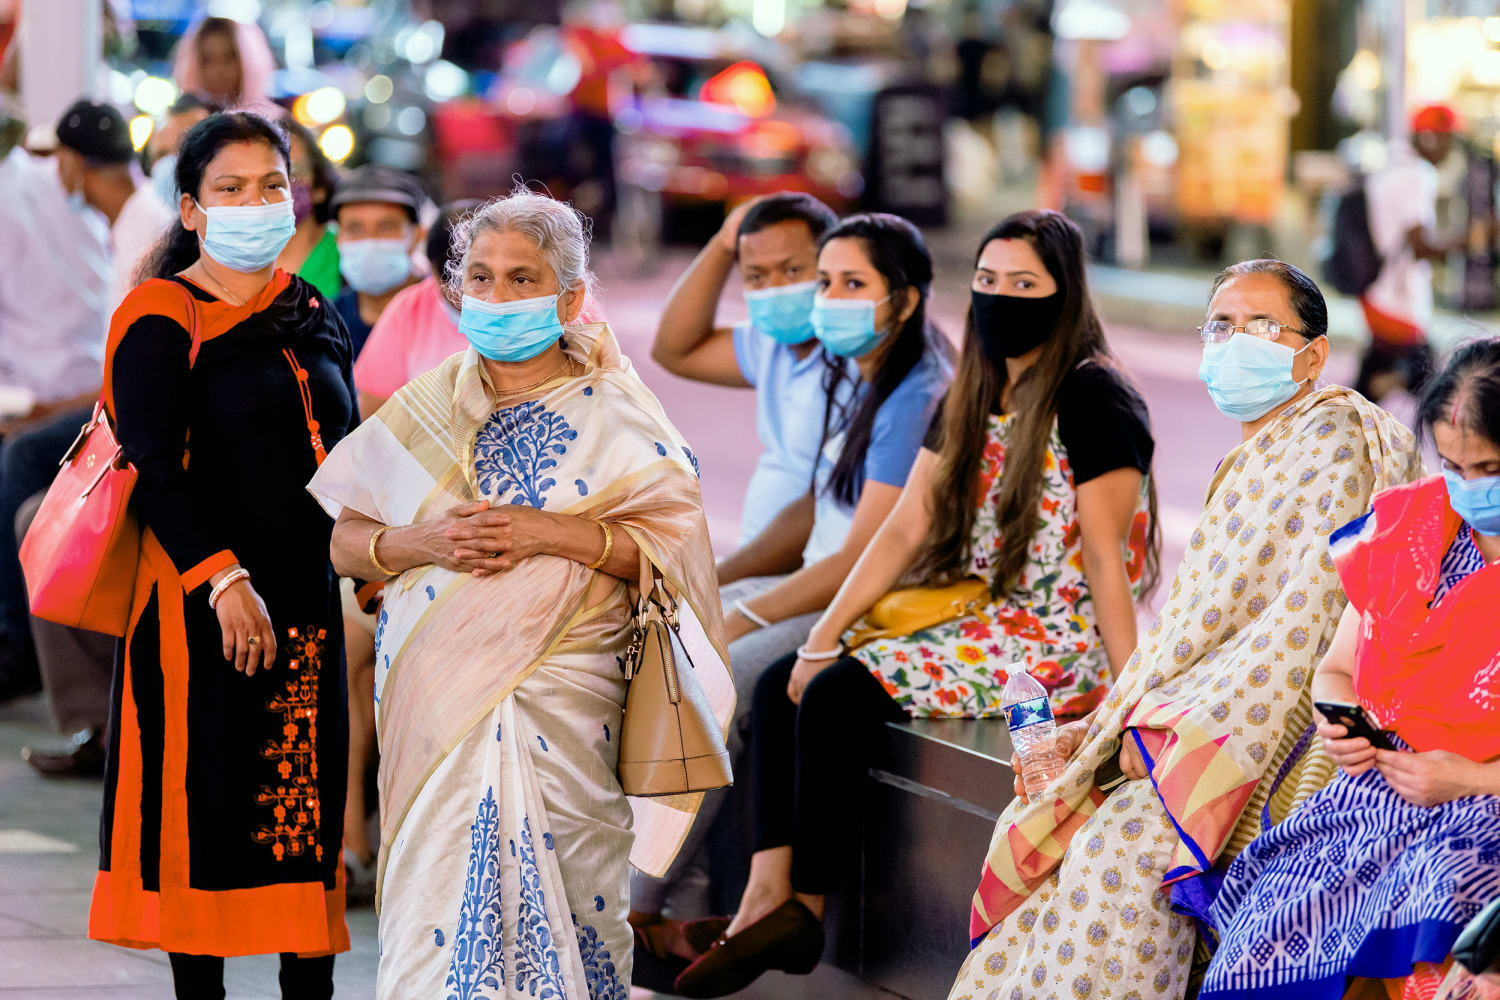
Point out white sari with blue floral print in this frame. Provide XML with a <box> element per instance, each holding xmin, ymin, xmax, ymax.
<box><xmin>308</xmin><ymin>324</ymin><xmax>732</xmax><ymax>1000</ymax></box>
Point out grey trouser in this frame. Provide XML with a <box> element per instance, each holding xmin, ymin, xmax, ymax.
<box><xmin>629</xmin><ymin>574</ymin><xmax>822</xmax><ymax>915</ymax></box>
<box><xmin>17</xmin><ymin>492</ymin><xmax>114</xmax><ymax>733</ymax></box>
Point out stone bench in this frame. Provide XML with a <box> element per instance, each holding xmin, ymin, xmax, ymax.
<box><xmin>824</xmin><ymin>718</ymin><xmax>1016</xmax><ymax>1000</ymax></box>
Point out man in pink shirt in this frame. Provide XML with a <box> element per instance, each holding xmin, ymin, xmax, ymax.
<box><xmin>352</xmin><ymin>200</ymin><xmax>477</xmax><ymax>415</ymax></box>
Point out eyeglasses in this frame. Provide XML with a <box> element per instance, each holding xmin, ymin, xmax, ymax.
<box><xmin>1197</xmin><ymin>319</ymin><xmax>1303</xmax><ymax>343</ymax></box>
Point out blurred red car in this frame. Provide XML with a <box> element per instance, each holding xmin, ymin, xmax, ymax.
<box><xmin>433</xmin><ymin>23</ymin><xmax>861</xmax><ymax>213</ymax></box>
<box><xmin>611</xmin><ymin>23</ymin><xmax>862</xmax><ymax>211</ymax></box>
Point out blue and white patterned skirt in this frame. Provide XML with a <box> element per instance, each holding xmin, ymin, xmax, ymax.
<box><xmin>1199</xmin><ymin>754</ymin><xmax>1500</xmax><ymax>1000</ymax></box>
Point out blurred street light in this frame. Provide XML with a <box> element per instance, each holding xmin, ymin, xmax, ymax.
<box><xmin>133</xmin><ymin>76</ymin><xmax>178</xmax><ymax>117</ymax></box>
<box><xmin>752</xmin><ymin>0</ymin><xmax>784</xmax><ymax>38</ymax></box>
<box><xmin>1054</xmin><ymin>0</ymin><xmax>1130</xmax><ymax>43</ymax></box>
<box><xmin>319</xmin><ymin>124</ymin><xmax>355</xmax><ymax>163</ymax></box>
<box><xmin>129</xmin><ymin>115</ymin><xmax>153</xmax><ymax>152</ymax></box>
<box><xmin>424</xmin><ymin>61</ymin><xmax>469</xmax><ymax>102</ymax></box>
<box><xmin>365</xmin><ymin>75</ymin><xmax>395</xmax><ymax>105</ymax></box>
<box><xmin>293</xmin><ymin>86</ymin><xmax>347</xmax><ymax>127</ymax></box>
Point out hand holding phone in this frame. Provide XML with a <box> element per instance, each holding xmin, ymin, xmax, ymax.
<box><xmin>1313</xmin><ymin>700</ymin><xmax>1396</xmax><ymax>752</ymax></box>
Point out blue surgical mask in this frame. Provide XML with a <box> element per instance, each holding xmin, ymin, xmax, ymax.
<box><xmin>150</xmin><ymin>153</ymin><xmax>179</xmax><ymax>209</ymax></box>
<box><xmin>812</xmin><ymin>294</ymin><xmax>892</xmax><ymax>358</ymax></box>
<box><xmin>1443</xmin><ymin>469</ymin><xmax>1500</xmax><ymax>535</ymax></box>
<box><xmin>195</xmin><ymin>198</ymin><xmax>297</xmax><ymax>273</ymax></box>
<box><xmin>459</xmin><ymin>292</ymin><xmax>564</xmax><ymax>363</ymax></box>
<box><xmin>65</xmin><ymin>188</ymin><xmax>90</xmax><ymax>214</ymax></box>
<box><xmin>745</xmin><ymin>280</ymin><xmax>818</xmax><ymax>345</ymax></box>
<box><xmin>339</xmin><ymin>238</ymin><xmax>412</xmax><ymax>294</ymax></box>
<box><xmin>1198</xmin><ymin>333</ymin><xmax>1313</xmax><ymax>422</ymax></box>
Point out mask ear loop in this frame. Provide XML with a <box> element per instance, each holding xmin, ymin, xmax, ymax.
<box><xmin>1291</xmin><ymin>338</ymin><xmax>1318</xmax><ymax>386</ymax></box>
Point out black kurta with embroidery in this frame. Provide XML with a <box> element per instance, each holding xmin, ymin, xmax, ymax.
<box><xmin>90</xmin><ymin>271</ymin><xmax>356</xmax><ymax>957</ymax></box>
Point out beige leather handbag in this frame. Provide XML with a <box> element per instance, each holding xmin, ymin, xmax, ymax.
<box><xmin>617</xmin><ymin>550</ymin><xmax>733</xmax><ymax>797</ymax></box>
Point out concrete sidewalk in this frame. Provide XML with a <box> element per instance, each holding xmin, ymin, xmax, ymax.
<box><xmin>0</xmin><ymin>695</ymin><xmax>381</xmax><ymax>998</ymax></box>
<box><xmin>0</xmin><ymin>696</ymin><xmax>894</xmax><ymax>998</ymax></box>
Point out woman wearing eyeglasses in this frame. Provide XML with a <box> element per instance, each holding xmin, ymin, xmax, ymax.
<box><xmin>950</xmin><ymin>259</ymin><xmax>1422</xmax><ymax>1000</ymax></box>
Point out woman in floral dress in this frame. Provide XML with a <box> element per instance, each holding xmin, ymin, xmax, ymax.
<box><xmin>844</xmin><ymin>208</ymin><xmax>1159</xmax><ymax>719</ymax></box>
<box><xmin>673</xmin><ymin>210</ymin><xmax>1158</xmax><ymax>997</ymax></box>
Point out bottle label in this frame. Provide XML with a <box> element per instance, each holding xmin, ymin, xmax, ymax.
<box><xmin>1005</xmin><ymin>695</ymin><xmax>1053</xmax><ymax>732</ymax></box>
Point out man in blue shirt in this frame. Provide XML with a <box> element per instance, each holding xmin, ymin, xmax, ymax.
<box><xmin>651</xmin><ymin>192</ymin><xmax>844</xmax><ymax>577</ymax></box>
<box><xmin>641</xmin><ymin>192</ymin><xmax>846</xmax><ymax>949</ymax></box>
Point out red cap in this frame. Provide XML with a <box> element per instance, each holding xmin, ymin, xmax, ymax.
<box><xmin>1411</xmin><ymin>104</ymin><xmax>1460</xmax><ymax>135</ymax></box>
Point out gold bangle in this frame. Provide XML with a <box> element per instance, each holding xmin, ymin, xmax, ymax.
<box><xmin>368</xmin><ymin>525</ymin><xmax>397</xmax><ymax>578</ymax></box>
<box><xmin>586</xmin><ymin>520</ymin><xmax>613</xmax><ymax>571</ymax></box>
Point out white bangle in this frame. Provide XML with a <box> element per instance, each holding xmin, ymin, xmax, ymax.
<box><xmin>796</xmin><ymin>643</ymin><xmax>844</xmax><ymax>662</ymax></box>
<box><xmin>208</xmin><ymin>568</ymin><xmax>250</xmax><ymax>610</ymax></box>
<box><xmin>734</xmin><ymin>599</ymin><xmax>773</xmax><ymax>629</ymax></box>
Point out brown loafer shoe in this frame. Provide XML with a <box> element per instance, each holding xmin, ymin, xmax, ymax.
<box><xmin>21</xmin><ymin>728</ymin><xmax>105</xmax><ymax>778</ymax></box>
<box><xmin>681</xmin><ymin>916</ymin><xmax>731</xmax><ymax>957</ymax></box>
<box><xmin>673</xmin><ymin>901</ymin><xmax>823</xmax><ymax>998</ymax></box>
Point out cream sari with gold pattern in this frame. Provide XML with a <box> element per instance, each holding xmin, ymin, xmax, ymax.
<box><xmin>951</xmin><ymin>387</ymin><xmax>1421</xmax><ymax>1000</ymax></box>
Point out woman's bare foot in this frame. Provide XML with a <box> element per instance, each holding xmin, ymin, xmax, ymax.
<box><xmin>724</xmin><ymin>847</ymin><xmax>796</xmax><ymax>938</ymax></box>
<box><xmin>724</xmin><ymin>884</ymin><xmax>793</xmax><ymax>938</ymax></box>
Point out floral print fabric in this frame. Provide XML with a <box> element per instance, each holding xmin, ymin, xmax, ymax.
<box><xmin>853</xmin><ymin>412</ymin><xmax>1150</xmax><ymax>718</ymax></box>
<box><xmin>950</xmin><ymin>782</ymin><xmax>1194</xmax><ymax>1000</ymax></box>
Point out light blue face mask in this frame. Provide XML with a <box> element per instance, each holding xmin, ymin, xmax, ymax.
<box><xmin>150</xmin><ymin>153</ymin><xmax>179</xmax><ymax>209</ymax></box>
<box><xmin>338</xmin><ymin>238</ymin><xmax>412</xmax><ymax>295</ymax></box>
<box><xmin>1198</xmin><ymin>333</ymin><xmax>1313</xmax><ymax>422</ymax></box>
<box><xmin>195</xmin><ymin>198</ymin><xmax>297</xmax><ymax>273</ymax></box>
<box><xmin>745</xmin><ymin>280</ymin><xmax>818</xmax><ymax>345</ymax></box>
<box><xmin>1443</xmin><ymin>469</ymin><xmax>1500</xmax><ymax>535</ymax></box>
<box><xmin>812</xmin><ymin>294</ymin><xmax>891</xmax><ymax>358</ymax></box>
<box><xmin>459</xmin><ymin>292</ymin><xmax>564</xmax><ymax>363</ymax></box>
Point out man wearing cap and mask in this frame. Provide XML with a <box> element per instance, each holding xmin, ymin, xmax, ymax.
<box><xmin>0</xmin><ymin>99</ymin><xmax>136</xmax><ymax>706</ymax></box>
<box><xmin>1357</xmin><ymin>104</ymin><xmax>1489</xmax><ymax>403</ymax></box>
<box><xmin>329</xmin><ymin>164</ymin><xmax>428</xmax><ymax>356</ymax></box>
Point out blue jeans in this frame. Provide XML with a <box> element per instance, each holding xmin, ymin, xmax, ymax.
<box><xmin>0</xmin><ymin>406</ymin><xmax>93</xmax><ymax>645</ymax></box>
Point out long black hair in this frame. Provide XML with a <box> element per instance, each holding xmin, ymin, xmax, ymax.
<box><xmin>818</xmin><ymin>213</ymin><xmax>954</xmax><ymax>507</ymax></box>
<box><xmin>138</xmin><ymin>111</ymin><xmax>290</xmax><ymax>282</ymax></box>
<box><xmin>909</xmin><ymin>209</ymin><xmax>1160</xmax><ymax>598</ymax></box>
<box><xmin>1417</xmin><ymin>337</ymin><xmax>1500</xmax><ymax>447</ymax></box>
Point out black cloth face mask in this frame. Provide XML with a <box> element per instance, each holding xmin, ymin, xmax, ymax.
<box><xmin>971</xmin><ymin>288</ymin><xmax>1065</xmax><ymax>361</ymax></box>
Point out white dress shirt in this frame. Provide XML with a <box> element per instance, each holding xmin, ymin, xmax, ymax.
<box><xmin>0</xmin><ymin>148</ymin><xmax>113</xmax><ymax>405</ymax></box>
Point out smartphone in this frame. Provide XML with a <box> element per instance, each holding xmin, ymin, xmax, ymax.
<box><xmin>1313</xmin><ymin>700</ymin><xmax>1395</xmax><ymax>751</ymax></box>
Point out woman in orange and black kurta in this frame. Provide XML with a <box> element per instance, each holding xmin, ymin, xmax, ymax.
<box><xmin>89</xmin><ymin>111</ymin><xmax>355</xmax><ymax>999</ymax></box>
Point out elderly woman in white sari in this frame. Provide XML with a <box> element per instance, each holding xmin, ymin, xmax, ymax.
<box><xmin>308</xmin><ymin>189</ymin><xmax>731</xmax><ymax>999</ymax></box>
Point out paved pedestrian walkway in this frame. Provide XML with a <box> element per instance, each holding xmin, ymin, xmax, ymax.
<box><xmin>0</xmin><ymin>694</ymin><xmax>381</xmax><ymax>997</ymax></box>
<box><xmin>0</xmin><ymin>702</ymin><xmax>894</xmax><ymax>998</ymax></box>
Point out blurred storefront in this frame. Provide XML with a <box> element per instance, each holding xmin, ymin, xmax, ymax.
<box><xmin>1042</xmin><ymin>0</ymin><xmax>1303</xmax><ymax>262</ymax></box>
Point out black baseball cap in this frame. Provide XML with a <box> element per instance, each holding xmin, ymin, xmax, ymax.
<box><xmin>55</xmin><ymin>100</ymin><xmax>133</xmax><ymax>166</ymax></box>
<box><xmin>329</xmin><ymin>165</ymin><xmax>426</xmax><ymax>222</ymax></box>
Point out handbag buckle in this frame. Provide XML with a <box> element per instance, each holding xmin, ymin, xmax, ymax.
<box><xmin>79</xmin><ymin>447</ymin><xmax>123</xmax><ymax>500</ymax></box>
<box><xmin>58</xmin><ymin>413</ymin><xmax>101</xmax><ymax>467</ymax></box>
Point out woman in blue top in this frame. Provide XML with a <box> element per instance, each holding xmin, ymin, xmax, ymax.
<box><xmin>633</xmin><ymin>213</ymin><xmax>952</xmax><ymax>966</ymax></box>
<box><xmin>717</xmin><ymin>213</ymin><xmax>954</xmax><ymax>641</ymax></box>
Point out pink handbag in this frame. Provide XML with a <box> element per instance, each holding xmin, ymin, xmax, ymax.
<box><xmin>19</xmin><ymin>287</ymin><xmax>202</xmax><ymax>636</ymax></box>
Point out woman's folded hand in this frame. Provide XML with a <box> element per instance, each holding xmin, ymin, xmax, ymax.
<box><xmin>1375</xmin><ymin>747</ymin><xmax>1489</xmax><ymax>808</ymax></box>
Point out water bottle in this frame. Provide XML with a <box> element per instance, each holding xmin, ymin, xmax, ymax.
<box><xmin>1002</xmin><ymin>666</ymin><xmax>1064</xmax><ymax>798</ymax></box>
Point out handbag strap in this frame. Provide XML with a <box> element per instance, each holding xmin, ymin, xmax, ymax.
<box><xmin>177</xmin><ymin>282</ymin><xmax>204</xmax><ymax>368</ymax></box>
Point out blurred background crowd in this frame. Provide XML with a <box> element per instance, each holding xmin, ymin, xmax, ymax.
<box><xmin>2</xmin><ymin>0</ymin><xmax>1499</xmax><ymax>280</ymax></box>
